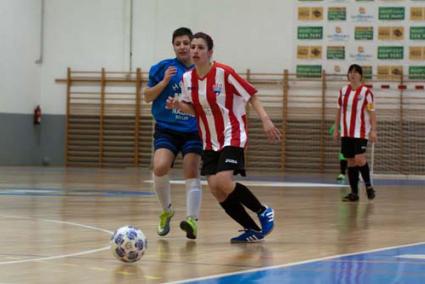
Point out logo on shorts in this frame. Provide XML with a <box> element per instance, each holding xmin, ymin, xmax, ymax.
<box><xmin>225</xmin><ymin>158</ymin><xmax>238</xmax><ymax>164</ymax></box>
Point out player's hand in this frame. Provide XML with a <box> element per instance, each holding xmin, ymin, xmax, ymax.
<box><xmin>163</xmin><ymin>67</ymin><xmax>177</xmax><ymax>85</ymax></box>
<box><xmin>165</xmin><ymin>96</ymin><xmax>177</xmax><ymax>110</ymax></box>
<box><xmin>262</xmin><ymin>118</ymin><xmax>281</xmax><ymax>143</ymax></box>
<box><xmin>369</xmin><ymin>130</ymin><xmax>377</xmax><ymax>143</ymax></box>
<box><xmin>333</xmin><ymin>129</ymin><xmax>340</xmax><ymax>142</ymax></box>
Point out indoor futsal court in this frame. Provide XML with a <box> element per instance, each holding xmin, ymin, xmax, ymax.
<box><xmin>2</xmin><ymin>1</ymin><xmax>425</xmax><ymax>283</ymax></box>
<box><xmin>0</xmin><ymin>167</ymin><xmax>424</xmax><ymax>283</ymax></box>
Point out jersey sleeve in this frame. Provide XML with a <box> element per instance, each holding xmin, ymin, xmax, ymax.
<box><xmin>337</xmin><ymin>89</ymin><xmax>342</xmax><ymax>109</ymax></box>
<box><xmin>147</xmin><ymin>63</ymin><xmax>164</xmax><ymax>88</ymax></box>
<box><xmin>366</xmin><ymin>89</ymin><xmax>375</xmax><ymax>111</ymax></box>
<box><xmin>227</xmin><ymin>69</ymin><xmax>257</xmax><ymax>102</ymax></box>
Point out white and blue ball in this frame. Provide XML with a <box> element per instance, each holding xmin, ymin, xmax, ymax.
<box><xmin>111</xmin><ymin>225</ymin><xmax>147</xmax><ymax>263</ymax></box>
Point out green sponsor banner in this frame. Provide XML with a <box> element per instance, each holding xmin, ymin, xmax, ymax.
<box><xmin>409</xmin><ymin>66</ymin><xmax>425</xmax><ymax>79</ymax></box>
<box><xmin>327</xmin><ymin>46</ymin><xmax>345</xmax><ymax>59</ymax></box>
<box><xmin>362</xmin><ymin>66</ymin><xmax>373</xmax><ymax>80</ymax></box>
<box><xmin>379</xmin><ymin>7</ymin><xmax>405</xmax><ymax>20</ymax></box>
<box><xmin>296</xmin><ymin>65</ymin><xmax>322</xmax><ymax>78</ymax></box>
<box><xmin>328</xmin><ymin>7</ymin><xmax>346</xmax><ymax>21</ymax></box>
<box><xmin>378</xmin><ymin>46</ymin><xmax>404</xmax><ymax>59</ymax></box>
<box><xmin>297</xmin><ymin>26</ymin><xmax>323</xmax><ymax>40</ymax></box>
<box><xmin>355</xmin><ymin>27</ymin><xmax>373</xmax><ymax>40</ymax></box>
<box><xmin>410</xmin><ymin>27</ymin><xmax>425</xmax><ymax>40</ymax></box>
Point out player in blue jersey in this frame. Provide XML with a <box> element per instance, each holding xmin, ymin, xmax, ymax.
<box><xmin>143</xmin><ymin>27</ymin><xmax>202</xmax><ymax>239</ymax></box>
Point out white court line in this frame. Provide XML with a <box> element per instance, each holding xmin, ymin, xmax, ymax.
<box><xmin>146</xmin><ymin>180</ymin><xmax>348</xmax><ymax>188</ymax></box>
<box><xmin>0</xmin><ymin>215</ymin><xmax>112</xmax><ymax>265</ymax></box>
<box><xmin>168</xmin><ymin>241</ymin><xmax>425</xmax><ymax>284</ymax></box>
<box><xmin>396</xmin><ymin>254</ymin><xmax>425</xmax><ymax>260</ymax></box>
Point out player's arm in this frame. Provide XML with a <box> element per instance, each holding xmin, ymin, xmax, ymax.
<box><xmin>249</xmin><ymin>94</ymin><xmax>281</xmax><ymax>143</ymax></box>
<box><xmin>368</xmin><ymin>110</ymin><xmax>377</xmax><ymax>143</ymax></box>
<box><xmin>334</xmin><ymin>90</ymin><xmax>342</xmax><ymax>141</ymax></box>
<box><xmin>143</xmin><ymin>66</ymin><xmax>177</xmax><ymax>103</ymax></box>
<box><xmin>334</xmin><ymin>110</ymin><xmax>341</xmax><ymax>141</ymax></box>
<box><xmin>366</xmin><ymin>90</ymin><xmax>377</xmax><ymax>143</ymax></box>
<box><xmin>165</xmin><ymin>96</ymin><xmax>195</xmax><ymax>115</ymax></box>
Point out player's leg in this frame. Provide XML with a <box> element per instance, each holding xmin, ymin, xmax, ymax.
<box><xmin>216</xmin><ymin>146</ymin><xmax>274</xmax><ymax>236</ymax></box>
<box><xmin>216</xmin><ymin>147</ymin><xmax>274</xmax><ymax>242</ymax></box>
<box><xmin>341</xmin><ymin>138</ymin><xmax>359</xmax><ymax>202</ymax></box>
<box><xmin>355</xmin><ymin>139</ymin><xmax>375</xmax><ymax>200</ymax></box>
<box><xmin>208</xmin><ymin>172</ymin><xmax>263</xmax><ymax>243</ymax></box>
<box><xmin>337</xmin><ymin>153</ymin><xmax>347</xmax><ymax>182</ymax></box>
<box><xmin>152</xmin><ymin>128</ymin><xmax>178</xmax><ymax>236</ymax></box>
<box><xmin>180</xmin><ymin>152</ymin><xmax>202</xmax><ymax>239</ymax></box>
<box><xmin>176</xmin><ymin>132</ymin><xmax>202</xmax><ymax>239</ymax></box>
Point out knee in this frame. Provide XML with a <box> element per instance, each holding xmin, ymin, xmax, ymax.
<box><xmin>347</xmin><ymin>158</ymin><xmax>356</xmax><ymax>167</ymax></box>
<box><xmin>153</xmin><ymin>163</ymin><xmax>170</xmax><ymax>177</ymax></box>
<box><xmin>355</xmin><ymin>156</ymin><xmax>366</xmax><ymax>167</ymax></box>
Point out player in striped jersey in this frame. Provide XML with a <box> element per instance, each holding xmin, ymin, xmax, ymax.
<box><xmin>333</xmin><ymin>64</ymin><xmax>377</xmax><ymax>202</ymax></box>
<box><xmin>167</xmin><ymin>32</ymin><xmax>280</xmax><ymax>243</ymax></box>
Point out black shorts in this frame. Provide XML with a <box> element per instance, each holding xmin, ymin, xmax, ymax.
<box><xmin>153</xmin><ymin>125</ymin><xmax>203</xmax><ymax>157</ymax></box>
<box><xmin>341</xmin><ymin>137</ymin><xmax>368</xmax><ymax>158</ymax></box>
<box><xmin>201</xmin><ymin>146</ymin><xmax>246</xmax><ymax>176</ymax></box>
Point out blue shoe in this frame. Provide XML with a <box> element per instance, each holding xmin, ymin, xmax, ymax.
<box><xmin>230</xmin><ymin>229</ymin><xmax>264</xmax><ymax>243</ymax></box>
<box><xmin>258</xmin><ymin>207</ymin><xmax>274</xmax><ymax>236</ymax></box>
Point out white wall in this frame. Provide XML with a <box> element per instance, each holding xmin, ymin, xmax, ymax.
<box><xmin>1</xmin><ymin>0</ymin><xmax>296</xmax><ymax>115</ymax></box>
<box><xmin>133</xmin><ymin>0</ymin><xmax>295</xmax><ymax>73</ymax></box>
<box><xmin>0</xmin><ymin>0</ymin><xmax>41</xmax><ymax>114</ymax></box>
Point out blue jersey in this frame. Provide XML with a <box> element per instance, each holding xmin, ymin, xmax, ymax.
<box><xmin>147</xmin><ymin>58</ymin><xmax>197</xmax><ymax>133</ymax></box>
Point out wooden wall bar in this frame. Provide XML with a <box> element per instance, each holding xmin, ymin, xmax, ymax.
<box><xmin>57</xmin><ymin>68</ymin><xmax>425</xmax><ymax>175</ymax></box>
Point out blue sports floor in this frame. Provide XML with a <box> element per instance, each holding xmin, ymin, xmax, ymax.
<box><xmin>176</xmin><ymin>243</ymin><xmax>425</xmax><ymax>284</ymax></box>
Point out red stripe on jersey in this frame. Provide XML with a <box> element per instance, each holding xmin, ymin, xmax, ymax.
<box><xmin>342</xmin><ymin>85</ymin><xmax>352</xmax><ymax>137</ymax></box>
<box><xmin>360</xmin><ymin>92</ymin><xmax>368</xmax><ymax>138</ymax></box>
<box><xmin>349</xmin><ymin>87</ymin><xmax>362</xmax><ymax>137</ymax></box>
<box><xmin>224</xmin><ymin>72</ymin><xmax>241</xmax><ymax>146</ymax></box>
<box><xmin>206</xmin><ymin>67</ymin><xmax>225</xmax><ymax>149</ymax></box>
<box><xmin>191</xmin><ymin>72</ymin><xmax>212</xmax><ymax>150</ymax></box>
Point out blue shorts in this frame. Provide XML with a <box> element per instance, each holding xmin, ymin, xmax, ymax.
<box><xmin>153</xmin><ymin>125</ymin><xmax>203</xmax><ymax>157</ymax></box>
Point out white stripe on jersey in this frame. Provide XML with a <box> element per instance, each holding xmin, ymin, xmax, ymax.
<box><xmin>228</xmin><ymin>74</ymin><xmax>251</xmax><ymax>102</ymax></box>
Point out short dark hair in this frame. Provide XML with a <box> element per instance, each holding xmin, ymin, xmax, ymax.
<box><xmin>347</xmin><ymin>64</ymin><xmax>363</xmax><ymax>79</ymax></box>
<box><xmin>192</xmin><ymin>32</ymin><xmax>214</xmax><ymax>50</ymax></box>
<box><xmin>172</xmin><ymin>27</ymin><xmax>193</xmax><ymax>43</ymax></box>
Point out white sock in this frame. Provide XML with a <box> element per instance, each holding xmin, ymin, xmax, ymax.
<box><xmin>153</xmin><ymin>174</ymin><xmax>172</xmax><ymax>212</ymax></box>
<box><xmin>186</xmin><ymin>178</ymin><xmax>202</xmax><ymax>219</ymax></box>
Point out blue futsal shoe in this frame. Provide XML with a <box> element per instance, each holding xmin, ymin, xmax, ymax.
<box><xmin>258</xmin><ymin>207</ymin><xmax>274</xmax><ymax>236</ymax></box>
<box><xmin>230</xmin><ymin>229</ymin><xmax>264</xmax><ymax>243</ymax></box>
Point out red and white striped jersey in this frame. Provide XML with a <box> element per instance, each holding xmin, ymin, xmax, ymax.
<box><xmin>180</xmin><ymin>62</ymin><xmax>256</xmax><ymax>151</ymax></box>
<box><xmin>337</xmin><ymin>84</ymin><xmax>375</xmax><ymax>139</ymax></box>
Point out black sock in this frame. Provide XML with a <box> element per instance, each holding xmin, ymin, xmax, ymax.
<box><xmin>359</xmin><ymin>163</ymin><xmax>372</xmax><ymax>188</ymax></box>
<box><xmin>234</xmin><ymin>183</ymin><xmax>266</xmax><ymax>214</ymax></box>
<box><xmin>340</xmin><ymin>160</ymin><xmax>347</xmax><ymax>175</ymax></box>
<box><xmin>219</xmin><ymin>191</ymin><xmax>261</xmax><ymax>231</ymax></box>
<box><xmin>347</xmin><ymin>166</ymin><xmax>359</xmax><ymax>195</ymax></box>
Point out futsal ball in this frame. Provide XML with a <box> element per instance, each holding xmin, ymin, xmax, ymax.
<box><xmin>111</xmin><ymin>225</ymin><xmax>147</xmax><ymax>263</ymax></box>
